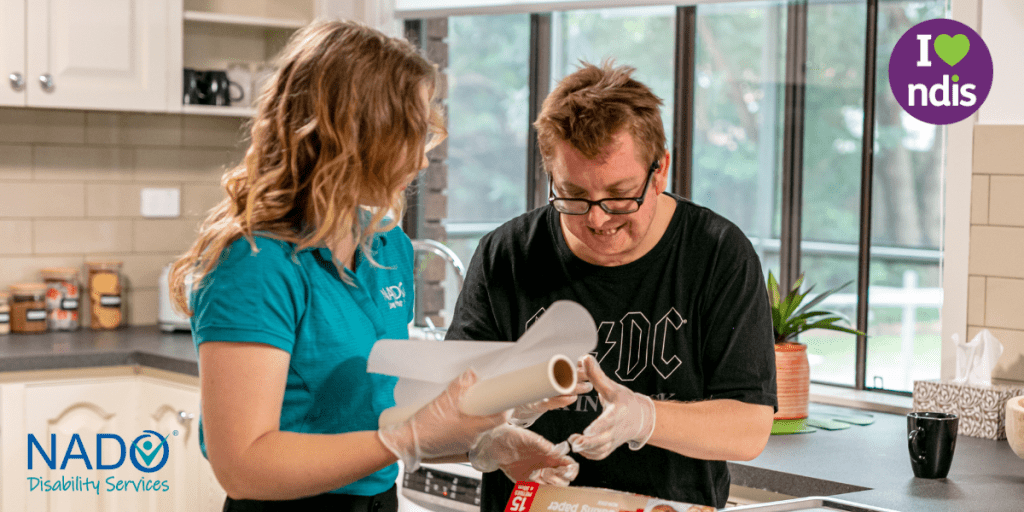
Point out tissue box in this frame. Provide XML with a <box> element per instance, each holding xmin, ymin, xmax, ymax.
<box><xmin>504</xmin><ymin>482</ymin><xmax>714</xmax><ymax>512</ymax></box>
<box><xmin>913</xmin><ymin>379</ymin><xmax>1024</xmax><ymax>440</ymax></box>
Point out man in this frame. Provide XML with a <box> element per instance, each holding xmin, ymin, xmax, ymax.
<box><xmin>447</xmin><ymin>62</ymin><xmax>776</xmax><ymax>510</ymax></box>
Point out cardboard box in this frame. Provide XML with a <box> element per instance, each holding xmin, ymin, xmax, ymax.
<box><xmin>913</xmin><ymin>379</ymin><xmax>1024</xmax><ymax>440</ymax></box>
<box><xmin>504</xmin><ymin>482</ymin><xmax>714</xmax><ymax>512</ymax></box>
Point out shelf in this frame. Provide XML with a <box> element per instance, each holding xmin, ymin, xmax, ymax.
<box><xmin>183</xmin><ymin>10</ymin><xmax>308</xmax><ymax>30</ymax></box>
<box><xmin>182</xmin><ymin>104</ymin><xmax>255</xmax><ymax>118</ymax></box>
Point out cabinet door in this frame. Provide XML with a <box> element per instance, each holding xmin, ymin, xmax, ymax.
<box><xmin>0</xmin><ymin>0</ymin><xmax>26</xmax><ymax>106</ymax></box>
<box><xmin>138</xmin><ymin>378</ymin><xmax>225</xmax><ymax>512</ymax></box>
<box><xmin>25</xmin><ymin>0</ymin><xmax>168</xmax><ymax>111</ymax></box>
<box><xmin>21</xmin><ymin>378</ymin><xmax>143</xmax><ymax>512</ymax></box>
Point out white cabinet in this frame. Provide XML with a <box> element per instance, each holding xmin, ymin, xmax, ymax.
<box><xmin>137</xmin><ymin>375</ymin><xmax>224</xmax><ymax>512</ymax></box>
<box><xmin>0</xmin><ymin>0</ymin><xmax>25</xmax><ymax>105</ymax></box>
<box><xmin>2</xmin><ymin>374</ymin><xmax>143</xmax><ymax>512</ymax></box>
<box><xmin>0</xmin><ymin>368</ymin><xmax>224</xmax><ymax>512</ymax></box>
<box><xmin>0</xmin><ymin>0</ymin><xmax>170</xmax><ymax>111</ymax></box>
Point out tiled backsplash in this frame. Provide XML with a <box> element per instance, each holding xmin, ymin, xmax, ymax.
<box><xmin>968</xmin><ymin>124</ymin><xmax>1024</xmax><ymax>382</ymax></box>
<box><xmin>0</xmin><ymin>108</ymin><xmax>247</xmax><ymax>326</ymax></box>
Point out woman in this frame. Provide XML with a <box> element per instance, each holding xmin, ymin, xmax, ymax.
<box><xmin>169</xmin><ymin>20</ymin><xmax>508</xmax><ymax>511</ymax></box>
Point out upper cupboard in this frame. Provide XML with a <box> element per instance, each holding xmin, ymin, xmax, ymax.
<box><xmin>0</xmin><ymin>0</ymin><xmax>322</xmax><ymax>115</ymax></box>
<box><xmin>0</xmin><ymin>0</ymin><xmax>171</xmax><ymax>112</ymax></box>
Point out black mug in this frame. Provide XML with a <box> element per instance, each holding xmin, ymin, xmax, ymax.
<box><xmin>183</xmin><ymin>68</ymin><xmax>202</xmax><ymax>104</ymax></box>
<box><xmin>907</xmin><ymin>412</ymin><xmax>959</xmax><ymax>478</ymax></box>
<box><xmin>183</xmin><ymin>69</ymin><xmax>244</xmax><ymax>106</ymax></box>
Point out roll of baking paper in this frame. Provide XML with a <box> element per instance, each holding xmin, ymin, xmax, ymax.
<box><xmin>378</xmin><ymin>354</ymin><xmax>577</xmax><ymax>428</ymax></box>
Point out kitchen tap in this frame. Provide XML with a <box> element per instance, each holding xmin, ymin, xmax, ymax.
<box><xmin>410</xmin><ymin>239</ymin><xmax>466</xmax><ymax>292</ymax></box>
<box><xmin>409</xmin><ymin>239</ymin><xmax>466</xmax><ymax>341</ymax></box>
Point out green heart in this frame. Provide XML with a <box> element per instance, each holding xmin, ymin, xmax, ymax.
<box><xmin>934</xmin><ymin>34</ymin><xmax>970</xmax><ymax>67</ymax></box>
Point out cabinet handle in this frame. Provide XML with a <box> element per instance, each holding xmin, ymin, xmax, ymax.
<box><xmin>39</xmin><ymin>73</ymin><xmax>54</xmax><ymax>92</ymax></box>
<box><xmin>9</xmin><ymin>72</ymin><xmax>24</xmax><ymax>91</ymax></box>
<box><xmin>177</xmin><ymin>410</ymin><xmax>195</xmax><ymax>425</ymax></box>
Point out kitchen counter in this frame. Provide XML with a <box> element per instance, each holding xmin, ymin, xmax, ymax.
<box><xmin>0</xmin><ymin>326</ymin><xmax>197</xmax><ymax>375</ymax></box>
<box><xmin>1</xmin><ymin>328</ymin><xmax>1022</xmax><ymax>511</ymax></box>
<box><xmin>729</xmin><ymin>402</ymin><xmax>1024</xmax><ymax>511</ymax></box>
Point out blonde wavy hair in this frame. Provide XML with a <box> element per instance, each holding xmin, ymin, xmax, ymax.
<box><xmin>169</xmin><ymin>20</ymin><xmax>445</xmax><ymax>315</ymax></box>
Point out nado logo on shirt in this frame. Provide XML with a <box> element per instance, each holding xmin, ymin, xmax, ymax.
<box><xmin>888</xmin><ymin>18</ymin><xmax>993</xmax><ymax>125</ymax></box>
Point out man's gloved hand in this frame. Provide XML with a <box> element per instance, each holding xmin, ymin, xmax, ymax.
<box><xmin>469</xmin><ymin>424</ymin><xmax>580</xmax><ymax>485</ymax></box>
<box><xmin>378</xmin><ymin>369</ymin><xmax>510</xmax><ymax>471</ymax></box>
<box><xmin>510</xmin><ymin>359</ymin><xmax>593</xmax><ymax>428</ymax></box>
<box><xmin>568</xmin><ymin>355</ymin><xmax>657</xmax><ymax>460</ymax></box>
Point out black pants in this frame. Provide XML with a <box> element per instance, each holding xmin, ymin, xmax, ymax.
<box><xmin>223</xmin><ymin>485</ymin><xmax>398</xmax><ymax>512</ymax></box>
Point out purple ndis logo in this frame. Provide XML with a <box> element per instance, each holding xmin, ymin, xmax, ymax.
<box><xmin>888</xmin><ymin>18</ymin><xmax>993</xmax><ymax>125</ymax></box>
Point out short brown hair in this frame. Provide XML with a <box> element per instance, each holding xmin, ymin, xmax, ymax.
<box><xmin>534</xmin><ymin>61</ymin><xmax>665</xmax><ymax>173</ymax></box>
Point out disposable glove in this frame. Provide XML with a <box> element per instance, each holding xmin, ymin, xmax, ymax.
<box><xmin>568</xmin><ymin>355</ymin><xmax>656</xmax><ymax>460</ymax></box>
<box><xmin>469</xmin><ymin>424</ymin><xmax>579</xmax><ymax>485</ymax></box>
<box><xmin>510</xmin><ymin>359</ymin><xmax>593</xmax><ymax>428</ymax></box>
<box><xmin>378</xmin><ymin>369</ymin><xmax>510</xmax><ymax>471</ymax></box>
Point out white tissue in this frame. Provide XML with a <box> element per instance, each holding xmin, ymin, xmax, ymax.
<box><xmin>952</xmin><ymin>329</ymin><xmax>1004</xmax><ymax>387</ymax></box>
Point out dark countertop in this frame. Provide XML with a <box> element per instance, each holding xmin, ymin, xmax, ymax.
<box><xmin>729</xmin><ymin>402</ymin><xmax>1024</xmax><ymax>511</ymax></box>
<box><xmin>0</xmin><ymin>326</ymin><xmax>197</xmax><ymax>376</ymax></box>
<box><xmin>1</xmin><ymin>328</ymin><xmax>1022</xmax><ymax>510</ymax></box>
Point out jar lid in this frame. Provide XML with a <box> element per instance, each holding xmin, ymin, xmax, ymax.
<box><xmin>41</xmin><ymin>267</ymin><xmax>79</xmax><ymax>280</ymax></box>
<box><xmin>9</xmin><ymin>283</ymin><xmax>47</xmax><ymax>296</ymax></box>
<box><xmin>86</xmin><ymin>260</ymin><xmax>123</xmax><ymax>271</ymax></box>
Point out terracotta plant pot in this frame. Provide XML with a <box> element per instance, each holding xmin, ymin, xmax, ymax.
<box><xmin>773</xmin><ymin>342</ymin><xmax>809</xmax><ymax>434</ymax></box>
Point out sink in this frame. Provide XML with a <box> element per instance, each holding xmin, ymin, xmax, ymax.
<box><xmin>725</xmin><ymin>496</ymin><xmax>900</xmax><ymax>512</ymax></box>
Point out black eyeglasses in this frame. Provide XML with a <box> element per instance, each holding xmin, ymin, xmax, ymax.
<box><xmin>548</xmin><ymin>160</ymin><xmax>659</xmax><ymax>215</ymax></box>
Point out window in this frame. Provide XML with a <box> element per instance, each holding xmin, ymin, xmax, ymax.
<box><xmin>443</xmin><ymin>14</ymin><xmax>531</xmax><ymax>324</ymax></box>
<box><xmin>690</xmin><ymin>0</ymin><xmax>946</xmax><ymax>391</ymax></box>
<box><xmin>691</xmin><ymin>1</ymin><xmax>786</xmax><ymax>276</ymax></box>
<box><xmin>796</xmin><ymin>0</ymin><xmax>869</xmax><ymax>387</ymax></box>
<box><xmin>863</xmin><ymin>0</ymin><xmax>947</xmax><ymax>392</ymax></box>
<box><xmin>797</xmin><ymin>0</ymin><xmax>946</xmax><ymax>391</ymax></box>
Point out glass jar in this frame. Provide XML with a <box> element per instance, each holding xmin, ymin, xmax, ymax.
<box><xmin>9</xmin><ymin>283</ymin><xmax>47</xmax><ymax>334</ymax></box>
<box><xmin>41</xmin><ymin>267</ymin><xmax>81</xmax><ymax>331</ymax></box>
<box><xmin>86</xmin><ymin>261</ymin><xmax>123</xmax><ymax>330</ymax></box>
<box><xmin>0</xmin><ymin>291</ymin><xmax>10</xmax><ymax>335</ymax></box>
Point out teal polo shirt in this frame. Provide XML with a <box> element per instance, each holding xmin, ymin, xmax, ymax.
<box><xmin>191</xmin><ymin>228</ymin><xmax>414</xmax><ymax>496</ymax></box>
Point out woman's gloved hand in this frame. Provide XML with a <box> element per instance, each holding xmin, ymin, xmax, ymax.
<box><xmin>469</xmin><ymin>424</ymin><xmax>579</xmax><ymax>485</ymax></box>
<box><xmin>568</xmin><ymin>355</ymin><xmax>657</xmax><ymax>460</ymax></box>
<box><xmin>510</xmin><ymin>359</ymin><xmax>593</xmax><ymax>428</ymax></box>
<box><xmin>378</xmin><ymin>369</ymin><xmax>510</xmax><ymax>471</ymax></box>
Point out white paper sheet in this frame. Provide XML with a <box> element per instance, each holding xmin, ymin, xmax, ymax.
<box><xmin>368</xmin><ymin>300</ymin><xmax>597</xmax><ymax>422</ymax></box>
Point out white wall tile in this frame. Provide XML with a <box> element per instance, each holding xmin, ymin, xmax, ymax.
<box><xmin>0</xmin><ymin>183</ymin><xmax>85</xmax><ymax>217</ymax></box>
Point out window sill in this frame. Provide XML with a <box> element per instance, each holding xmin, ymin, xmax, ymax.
<box><xmin>809</xmin><ymin>383</ymin><xmax>913</xmax><ymax>415</ymax></box>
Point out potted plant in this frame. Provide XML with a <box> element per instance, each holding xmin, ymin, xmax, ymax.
<box><xmin>768</xmin><ymin>271</ymin><xmax>865</xmax><ymax>434</ymax></box>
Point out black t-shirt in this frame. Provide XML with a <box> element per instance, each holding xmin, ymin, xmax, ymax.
<box><xmin>446</xmin><ymin>193</ymin><xmax>777</xmax><ymax>510</ymax></box>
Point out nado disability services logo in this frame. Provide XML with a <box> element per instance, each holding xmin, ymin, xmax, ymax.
<box><xmin>27</xmin><ymin>429</ymin><xmax>174</xmax><ymax>494</ymax></box>
<box><xmin>888</xmin><ymin>18</ymin><xmax>993</xmax><ymax>125</ymax></box>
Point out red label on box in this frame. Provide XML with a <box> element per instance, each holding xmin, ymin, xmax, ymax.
<box><xmin>506</xmin><ymin>482</ymin><xmax>540</xmax><ymax>512</ymax></box>
<box><xmin>505</xmin><ymin>479</ymin><xmax>544</xmax><ymax>512</ymax></box>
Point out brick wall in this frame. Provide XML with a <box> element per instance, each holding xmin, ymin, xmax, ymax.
<box><xmin>0</xmin><ymin>107</ymin><xmax>245</xmax><ymax>326</ymax></box>
<box><xmin>414</xmin><ymin>18</ymin><xmax>451</xmax><ymax>328</ymax></box>
<box><xmin>967</xmin><ymin>124</ymin><xmax>1024</xmax><ymax>382</ymax></box>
